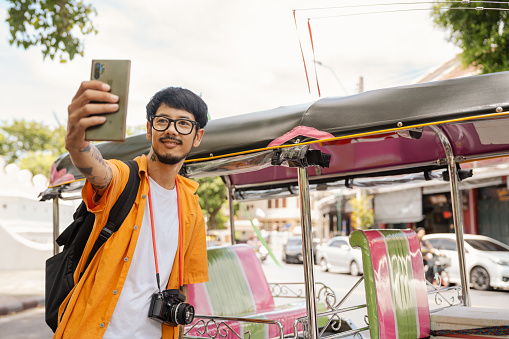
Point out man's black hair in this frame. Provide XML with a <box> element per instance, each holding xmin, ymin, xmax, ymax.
<box><xmin>146</xmin><ymin>87</ymin><xmax>208</xmax><ymax>129</ymax></box>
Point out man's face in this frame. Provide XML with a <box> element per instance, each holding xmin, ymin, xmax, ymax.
<box><xmin>146</xmin><ymin>104</ymin><xmax>204</xmax><ymax>165</ymax></box>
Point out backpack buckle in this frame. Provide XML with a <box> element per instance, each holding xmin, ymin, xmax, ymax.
<box><xmin>99</xmin><ymin>222</ymin><xmax>116</xmax><ymax>242</ymax></box>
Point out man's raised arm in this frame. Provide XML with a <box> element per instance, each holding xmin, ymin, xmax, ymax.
<box><xmin>65</xmin><ymin>80</ymin><xmax>120</xmax><ymax>196</ymax></box>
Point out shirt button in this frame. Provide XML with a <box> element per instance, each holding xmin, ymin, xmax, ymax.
<box><xmin>142</xmin><ymin>195</ymin><xmax>146</xmax><ymax>199</ymax></box>
<box><xmin>124</xmin><ymin>257</ymin><xmax>129</xmax><ymax>262</ymax></box>
<box><xmin>100</xmin><ymin>323</ymin><xmax>105</xmax><ymax>328</ymax></box>
<box><xmin>113</xmin><ymin>290</ymin><xmax>118</xmax><ymax>295</ymax></box>
<box><xmin>134</xmin><ymin>226</ymin><xmax>138</xmax><ymax>230</ymax></box>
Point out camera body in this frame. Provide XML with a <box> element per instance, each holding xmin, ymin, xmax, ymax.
<box><xmin>148</xmin><ymin>289</ymin><xmax>195</xmax><ymax>327</ymax></box>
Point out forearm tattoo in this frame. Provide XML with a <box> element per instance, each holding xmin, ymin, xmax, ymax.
<box><xmin>80</xmin><ymin>143</ymin><xmax>92</xmax><ymax>153</ymax></box>
<box><xmin>77</xmin><ymin>143</ymin><xmax>112</xmax><ymax>189</ymax></box>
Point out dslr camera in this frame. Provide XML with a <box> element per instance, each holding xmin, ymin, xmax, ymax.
<box><xmin>148</xmin><ymin>289</ymin><xmax>195</xmax><ymax>326</ymax></box>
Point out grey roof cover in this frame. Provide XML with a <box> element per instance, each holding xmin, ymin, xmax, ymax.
<box><xmin>43</xmin><ymin>71</ymin><xmax>509</xmax><ymax>199</ymax></box>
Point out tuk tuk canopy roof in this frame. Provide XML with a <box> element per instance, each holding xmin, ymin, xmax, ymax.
<box><xmin>41</xmin><ymin>71</ymin><xmax>509</xmax><ymax>200</ymax></box>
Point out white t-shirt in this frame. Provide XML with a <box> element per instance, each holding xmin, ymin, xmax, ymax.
<box><xmin>104</xmin><ymin>177</ymin><xmax>179</xmax><ymax>339</ymax></box>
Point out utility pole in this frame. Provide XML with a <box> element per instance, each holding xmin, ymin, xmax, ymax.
<box><xmin>358</xmin><ymin>76</ymin><xmax>364</xmax><ymax>93</ymax></box>
<box><xmin>313</xmin><ymin>60</ymin><xmax>349</xmax><ymax>95</ymax></box>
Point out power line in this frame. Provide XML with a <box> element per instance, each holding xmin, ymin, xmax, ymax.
<box><xmin>293</xmin><ymin>1</ymin><xmax>509</xmax><ymax>13</ymax></box>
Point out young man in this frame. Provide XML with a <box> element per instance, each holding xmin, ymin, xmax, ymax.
<box><xmin>54</xmin><ymin>80</ymin><xmax>209</xmax><ymax>338</ymax></box>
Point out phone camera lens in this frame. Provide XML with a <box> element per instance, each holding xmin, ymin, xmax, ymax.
<box><xmin>93</xmin><ymin>63</ymin><xmax>104</xmax><ymax>79</ymax></box>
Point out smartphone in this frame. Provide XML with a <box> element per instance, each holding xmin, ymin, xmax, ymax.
<box><xmin>85</xmin><ymin>59</ymin><xmax>131</xmax><ymax>142</ymax></box>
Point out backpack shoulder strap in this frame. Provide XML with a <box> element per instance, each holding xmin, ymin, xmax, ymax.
<box><xmin>82</xmin><ymin>160</ymin><xmax>141</xmax><ymax>273</ymax></box>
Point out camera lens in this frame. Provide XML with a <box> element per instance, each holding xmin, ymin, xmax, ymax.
<box><xmin>177</xmin><ymin>304</ymin><xmax>195</xmax><ymax>325</ymax></box>
<box><xmin>93</xmin><ymin>63</ymin><xmax>104</xmax><ymax>79</ymax></box>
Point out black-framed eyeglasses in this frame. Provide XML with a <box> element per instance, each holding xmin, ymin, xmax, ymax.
<box><xmin>150</xmin><ymin>116</ymin><xmax>200</xmax><ymax>135</ymax></box>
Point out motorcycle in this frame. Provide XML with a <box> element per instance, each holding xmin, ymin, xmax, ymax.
<box><xmin>257</xmin><ymin>245</ymin><xmax>268</xmax><ymax>262</ymax></box>
<box><xmin>424</xmin><ymin>250</ymin><xmax>450</xmax><ymax>287</ymax></box>
<box><xmin>247</xmin><ymin>236</ymin><xmax>268</xmax><ymax>262</ymax></box>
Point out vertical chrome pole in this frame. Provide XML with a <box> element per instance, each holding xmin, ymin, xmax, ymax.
<box><xmin>298</xmin><ymin>167</ymin><xmax>319</xmax><ymax>339</ymax></box>
<box><xmin>225</xmin><ymin>176</ymin><xmax>236</xmax><ymax>245</ymax></box>
<box><xmin>53</xmin><ymin>198</ymin><xmax>60</xmax><ymax>255</ymax></box>
<box><xmin>430</xmin><ymin>126</ymin><xmax>471</xmax><ymax>306</ymax></box>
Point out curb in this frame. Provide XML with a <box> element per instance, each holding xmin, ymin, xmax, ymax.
<box><xmin>0</xmin><ymin>296</ymin><xmax>45</xmax><ymax>316</ymax></box>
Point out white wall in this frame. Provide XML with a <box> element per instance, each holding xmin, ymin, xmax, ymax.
<box><xmin>0</xmin><ymin>160</ymin><xmax>78</xmax><ymax>270</ymax></box>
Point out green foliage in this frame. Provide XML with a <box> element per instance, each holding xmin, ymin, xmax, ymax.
<box><xmin>126</xmin><ymin>124</ymin><xmax>147</xmax><ymax>136</ymax></box>
<box><xmin>19</xmin><ymin>152</ymin><xmax>58</xmax><ymax>176</ymax></box>
<box><xmin>432</xmin><ymin>2</ymin><xmax>509</xmax><ymax>74</ymax></box>
<box><xmin>6</xmin><ymin>0</ymin><xmax>98</xmax><ymax>62</ymax></box>
<box><xmin>349</xmin><ymin>193</ymin><xmax>374</xmax><ymax>230</ymax></box>
<box><xmin>196</xmin><ymin>176</ymin><xmax>228</xmax><ymax>230</ymax></box>
<box><xmin>0</xmin><ymin>119</ymin><xmax>66</xmax><ymax>176</ymax></box>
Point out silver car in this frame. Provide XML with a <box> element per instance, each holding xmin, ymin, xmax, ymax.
<box><xmin>315</xmin><ymin>236</ymin><xmax>363</xmax><ymax>276</ymax></box>
<box><xmin>423</xmin><ymin>233</ymin><xmax>509</xmax><ymax>291</ymax></box>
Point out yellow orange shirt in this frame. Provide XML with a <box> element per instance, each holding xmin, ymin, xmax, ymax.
<box><xmin>54</xmin><ymin>156</ymin><xmax>209</xmax><ymax>339</ymax></box>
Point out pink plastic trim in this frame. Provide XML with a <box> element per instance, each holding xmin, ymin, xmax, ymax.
<box><xmin>267</xmin><ymin>126</ymin><xmax>334</xmax><ymax>147</ymax></box>
<box><xmin>49</xmin><ymin>163</ymin><xmax>75</xmax><ymax>186</ymax></box>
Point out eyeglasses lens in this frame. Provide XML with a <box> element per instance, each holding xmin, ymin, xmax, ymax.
<box><xmin>153</xmin><ymin>117</ymin><xmax>194</xmax><ymax>134</ymax></box>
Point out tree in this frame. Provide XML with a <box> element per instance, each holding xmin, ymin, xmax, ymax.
<box><xmin>432</xmin><ymin>2</ymin><xmax>509</xmax><ymax>74</ymax></box>
<box><xmin>126</xmin><ymin>124</ymin><xmax>146</xmax><ymax>136</ymax></box>
<box><xmin>0</xmin><ymin>119</ymin><xmax>66</xmax><ymax>176</ymax></box>
<box><xmin>6</xmin><ymin>0</ymin><xmax>97</xmax><ymax>62</ymax></box>
<box><xmin>0</xmin><ymin>119</ymin><xmax>147</xmax><ymax>176</ymax></box>
<box><xmin>348</xmin><ymin>193</ymin><xmax>374</xmax><ymax>230</ymax></box>
<box><xmin>196</xmin><ymin>176</ymin><xmax>228</xmax><ymax>230</ymax></box>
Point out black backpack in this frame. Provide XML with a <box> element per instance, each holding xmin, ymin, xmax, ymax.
<box><xmin>45</xmin><ymin>160</ymin><xmax>140</xmax><ymax>332</ymax></box>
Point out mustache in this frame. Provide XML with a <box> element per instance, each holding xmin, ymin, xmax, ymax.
<box><xmin>159</xmin><ymin>136</ymin><xmax>183</xmax><ymax>145</ymax></box>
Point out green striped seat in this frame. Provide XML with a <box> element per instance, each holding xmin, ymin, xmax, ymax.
<box><xmin>188</xmin><ymin>244</ymin><xmax>327</xmax><ymax>339</ymax></box>
<box><xmin>350</xmin><ymin>229</ymin><xmax>431</xmax><ymax>339</ymax></box>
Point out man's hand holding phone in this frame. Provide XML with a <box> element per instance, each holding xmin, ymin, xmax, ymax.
<box><xmin>85</xmin><ymin>59</ymin><xmax>131</xmax><ymax>142</ymax></box>
<box><xmin>66</xmin><ymin>80</ymin><xmax>119</xmax><ymax>152</ymax></box>
<box><xmin>65</xmin><ymin>60</ymin><xmax>130</xmax><ymax>197</ymax></box>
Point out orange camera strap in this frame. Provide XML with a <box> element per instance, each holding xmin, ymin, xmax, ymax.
<box><xmin>148</xmin><ymin>177</ymin><xmax>184</xmax><ymax>293</ymax></box>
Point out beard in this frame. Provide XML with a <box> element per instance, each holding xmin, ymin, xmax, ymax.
<box><xmin>152</xmin><ymin>136</ymin><xmax>191</xmax><ymax>165</ymax></box>
<box><xmin>153</xmin><ymin>149</ymin><xmax>186</xmax><ymax>165</ymax></box>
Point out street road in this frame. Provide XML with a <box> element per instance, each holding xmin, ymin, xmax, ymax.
<box><xmin>0</xmin><ymin>307</ymin><xmax>52</xmax><ymax>338</ymax></box>
<box><xmin>1</xmin><ymin>259</ymin><xmax>509</xmax><ymax>338</ymax></box>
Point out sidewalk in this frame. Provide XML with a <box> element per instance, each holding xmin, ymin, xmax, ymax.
<box><xmin>0</xmin><ymin>269</ymin><xmax>45</xmax><ymax>316</ymax></box>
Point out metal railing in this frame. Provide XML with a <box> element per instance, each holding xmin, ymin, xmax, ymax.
<box><xmin>185</xmin><ymin>315</ymin><xmax>284</xmax><ymax>339</ymax></box>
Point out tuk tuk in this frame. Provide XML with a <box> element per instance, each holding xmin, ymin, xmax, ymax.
<box><xmin>41</xmin><ymin>71</ymin><xmax>509</xmax><ymax>338</ymax></box>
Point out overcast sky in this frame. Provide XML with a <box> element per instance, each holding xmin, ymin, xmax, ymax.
<box><xmin>0</xmin><ymin>0</ymin><xmax>460</xmax><ymax>129</ymax></box>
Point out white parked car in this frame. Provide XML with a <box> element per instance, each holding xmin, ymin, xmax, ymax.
<box><xmin>315</xmin><ymin>236</ymin><xmax>363</xmax><ymax>276</ymax></box>
<box><xmin>423</xmin><ymin>233</ymin><xmax>509</xmax><ymax>291</ymax></box>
